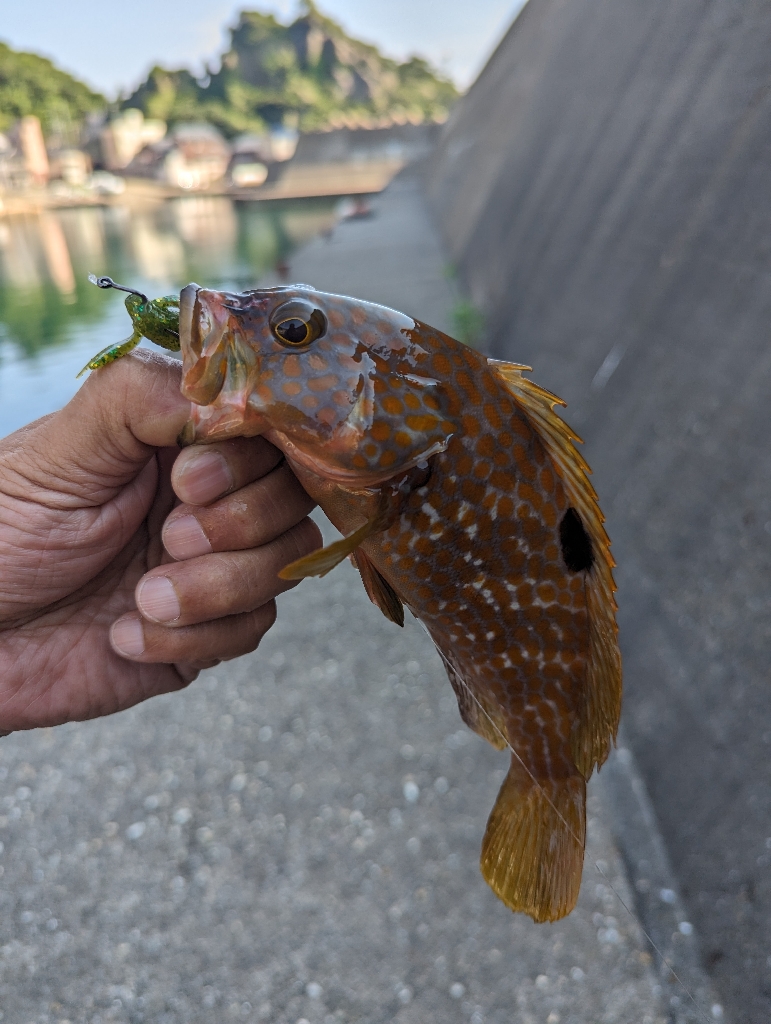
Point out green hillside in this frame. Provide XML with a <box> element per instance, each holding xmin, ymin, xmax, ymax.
<box><xmin>0</xmin><ymin>41</ymin><xmax>105</xmax><ymax>137</ymax></box>
<box><xmin>124</xmin><ymin>2</ymin><xmax>458</xmax><ymax>136</ymax></box>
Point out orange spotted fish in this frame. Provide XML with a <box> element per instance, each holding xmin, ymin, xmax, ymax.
<box><xmin>178</xmin><ymin>283</ymin><xmax>622</xmax><ymax>922</ymax></box>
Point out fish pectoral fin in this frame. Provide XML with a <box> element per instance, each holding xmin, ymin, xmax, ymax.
<box><xmin>352</xmin><ymin>549</ymin><xmax>405</xmax><ymax>626</ymax></box>
<box><xmin>76</xmin><ymin>332</ymin><xmax>141</xmax><ymax>378</ymax></box>
<box><xmin>279</xmin><ymin>487</ymin><xmax>402</xmax><ymax>582</ymax></box>
<box><xmin>480</xmin><ymin>756</ymin><xmax>586</xmax><ymax>923</ymax></box>
<box><xmin>278</xmin><ymin>517</ymin><xmax>378</xmax><ymax>581</ymax></box>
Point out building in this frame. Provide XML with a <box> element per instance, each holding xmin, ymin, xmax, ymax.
<box><xmin>125</xmin><ymin>123</ymin><xmax>231</xmax><ymax>190</ymax></box>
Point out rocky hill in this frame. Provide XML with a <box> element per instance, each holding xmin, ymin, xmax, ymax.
<box><xmin>124</xmin><ymin>2</ymin><xmax>458</xmax><ymax>136</ymax></box>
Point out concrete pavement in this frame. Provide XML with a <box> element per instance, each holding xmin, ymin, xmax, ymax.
<box><xmin>0</xmin><ymin>175</ymin><xmax>696</xmax><ymax>1024</ymax></box>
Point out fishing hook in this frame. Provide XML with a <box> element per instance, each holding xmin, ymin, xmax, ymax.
<box><xmin>88</xmin><ymin>274</ymin><xmax>148</xmax><ymax>304</ymax></box>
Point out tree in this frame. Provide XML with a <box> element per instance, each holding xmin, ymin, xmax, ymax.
<box><xmin>0</xmin><ymin>43</ymin><xmax>105</xmax><ymax>139</ymax></box>
<box><xmin>123</xmin><ymin>4</ymin><xmax>458</xmax><ymax>136</ymax></box>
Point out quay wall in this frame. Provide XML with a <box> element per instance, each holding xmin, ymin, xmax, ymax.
<box><xmin>426</xmin><ymin>3</ymin><xmax>771</xmax><ymax>1022</ymax></box>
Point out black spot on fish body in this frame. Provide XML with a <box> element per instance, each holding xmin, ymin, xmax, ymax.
<box><xmin>559</xmin><ymin>507</ymin><xmax>594</xmax><ymax>572</ymax></box>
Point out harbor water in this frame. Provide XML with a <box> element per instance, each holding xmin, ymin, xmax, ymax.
<box><xmin>0</xmin><ymin>196</ymin><xmax>338</xmax><ymax>438</ymax></box>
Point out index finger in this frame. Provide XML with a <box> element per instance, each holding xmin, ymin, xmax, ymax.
<box><xmin>171</xmin><ymin>436</ymin><xmax>283</xmax><ymax>506</ymax></box>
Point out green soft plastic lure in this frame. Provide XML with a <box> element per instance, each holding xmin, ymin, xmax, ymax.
<box><xmin>77</xmin><ymin>275</ymin><xmax>182</xmax><ymax>377</ymax></box>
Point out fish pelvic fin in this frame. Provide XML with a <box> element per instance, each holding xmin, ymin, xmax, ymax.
<box><xmin>351</xmin><ymin>549</ymin><xmax>405</xmax><ymax>626</ymax></box>
<box><xmin>480</xmin><ymin>755</ymin><xmax>586</xmax><ymax>922</ymax></box>
<box><xmin>487</xmin><ymin>359</ymin><xmax>622</xmax><ymax>776</ymax></box>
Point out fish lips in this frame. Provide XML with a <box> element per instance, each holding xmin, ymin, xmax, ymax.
<box><xmin>179</xmin><ymin>283</ymin><xmax>267</xmax><ymax>443</ymax></box>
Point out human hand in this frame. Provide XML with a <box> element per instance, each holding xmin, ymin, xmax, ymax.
<box><xmin>0</xmin><ymin>350</ymin><xmax>320</xmax><ymax>732</ymax></box>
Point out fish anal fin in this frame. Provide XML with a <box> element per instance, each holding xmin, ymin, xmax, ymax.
<box><xmin>351</xmin><ymin>549</ymin><xmax>405</xmax><ymax>625</ymax></box>
<box><xmin>279</xmin><ymin>518</ymin><xmax>375</xmax><ymax>580</ymax></box>
<box><xmin>442</xmin><ymin>658</ymin><xmax>507</xmax><ymax>751</ymax></box>
<box><xmin>480</xmin><ymin>756</ymin><xmax>586</xmax><ymax>922</ymax></box>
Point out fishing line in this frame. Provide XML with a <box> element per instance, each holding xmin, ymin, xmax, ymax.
<box><xmin>415</xmin><ymin>618</ymin><xmax>714</xmax><ymax>1024</ymax></box>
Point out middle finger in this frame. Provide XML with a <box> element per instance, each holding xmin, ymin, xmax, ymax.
<box><xmin>136</xmin><ymin>516</ymin><xmax>322</xmax><ymax>627</ymax></box>
<box><xmin>162</xmin><ymin>462</ymin><xmax>315</xmax><ymax>560</ymax></box>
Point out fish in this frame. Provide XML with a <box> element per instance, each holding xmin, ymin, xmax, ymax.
<box><xmin>174</xmin><ymin>281</ymin><xmax>622</xmax><ymax>923</ymax></box>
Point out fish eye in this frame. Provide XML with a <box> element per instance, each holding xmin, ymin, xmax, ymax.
<box><xmin>270</xmin><ymin>298</ymin><xmax>327</xmax><ymax>348</ymax></box>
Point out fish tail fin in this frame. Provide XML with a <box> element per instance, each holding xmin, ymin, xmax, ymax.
<box><xmin>480</xmin><ymin>755</ymin><xmax>586</xmax><ymax>922</ymax></box>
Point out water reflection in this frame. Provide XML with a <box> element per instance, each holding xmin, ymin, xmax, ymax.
<box><xmin>0</xmin><ymin>196</ymin><xmax>337</xmax><ymax>437</ymax></box>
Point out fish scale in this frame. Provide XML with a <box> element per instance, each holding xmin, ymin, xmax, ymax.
<box><xmin>81</xmin><ymin>278</ymin><xmax>621</xmax><ymax>923</ymax></box>
<box><xmin>178</xmin><ymin>282</ymin><xmax>621</xmax><ymax>922</ymax></box>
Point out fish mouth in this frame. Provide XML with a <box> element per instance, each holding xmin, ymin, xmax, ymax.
<box><xmin>179</xmin><ymin>284</ymin><xmax>267</xmax><ymax>442</ymax></box>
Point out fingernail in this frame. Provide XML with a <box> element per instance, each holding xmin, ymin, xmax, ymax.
<box><xmin>111</xmin><ymin>616</ymin><xmax>145</xmax><ymax>657</ymax></box>
<box><xmin>137</xmin><ymin>576</ymin><xmax>181</xmax><ymax>623</ymax></box>
<box><xmin>176</xmin><ymin>450</ymin><xmax>233</xmax><ymax>504</ymax></box>
<box><xmin>163</xmin><ymin>515</ymin><xmax>212</xmax><ymax>560</ymax></box>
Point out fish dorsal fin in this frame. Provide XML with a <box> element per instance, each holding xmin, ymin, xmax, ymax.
<box><xmin>487</xmin><ymin>358</ymin><xmax>622</xmax><ymax>778</ymax></box>
<box><xmin>351</xmin><ymin>549</ymin><xmax>405</xmax><ymax>626</ymax></box>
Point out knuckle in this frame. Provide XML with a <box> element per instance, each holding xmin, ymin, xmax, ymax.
<box><xmin>292</xmin><ymin>516</ymin><xmax>323</xmax><ymax>555</ymax></box>
<box><xmin>259</xmin><ymin>599</ymin><xmax>278</xmax><ymax>632</ymax></box>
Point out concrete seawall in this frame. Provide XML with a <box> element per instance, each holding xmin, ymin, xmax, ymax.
<box><xmin>427</xmin><ymin>3</ymin><xmax>771</xmax><ymax>1021</ymax></box>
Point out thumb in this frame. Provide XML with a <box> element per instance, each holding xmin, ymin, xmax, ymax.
<box><xmin>1</xmin><ymin>350</ymin><xmax>191</xmax><ymax>508</ymax></box>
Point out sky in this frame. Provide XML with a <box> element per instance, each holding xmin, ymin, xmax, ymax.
<box><xmin>1</xmin><ymin>0</ymin><xmax>527</xmax><ymax>98</ymax></box>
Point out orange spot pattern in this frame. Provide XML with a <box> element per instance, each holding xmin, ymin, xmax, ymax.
<box><xmin>355</xmin><ymin>327</ymin><xmax>592</xmax><ymax>794</ymax></box>
<box><xmin>183</xmin><ymin>284</ymin><xmax>595</xmax><ymax>810</ymax></box>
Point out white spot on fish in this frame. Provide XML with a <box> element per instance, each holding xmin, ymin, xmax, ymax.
<box><xmin>421</xmin><ymin>501</ymin><xmax>440</xmax><ymax>524</ymax></box>
<box><xmin>456</xmin><ymin>500</ymin><xmax>471</xmax><ymax>523</ymax></box>
<box><xmin>485</xmin><ymin>631</ymin><xmax>495</xmax><ymax>640</ymax></box>
<box><xmin>465</xmin><ymin>523</ymin><xmax>478</xmax><ymax>539</ymax></box>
